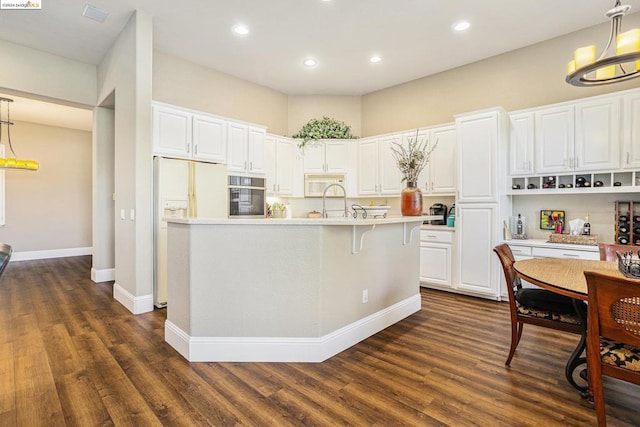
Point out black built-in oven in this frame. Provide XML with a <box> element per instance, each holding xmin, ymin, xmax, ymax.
<box><xmin>228</xmin><ymin>175</ymin><xmax>266</xmax><ymax>218</ymax></box>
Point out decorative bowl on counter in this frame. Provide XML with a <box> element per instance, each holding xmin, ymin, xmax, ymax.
<box><xmin>351</xmin><ymin>204</ymin><xmax>390</xmax><ymax>219</ymax></box>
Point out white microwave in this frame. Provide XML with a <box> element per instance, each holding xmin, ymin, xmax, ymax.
<box><xmin>304</xmin><ymin>174</ymin><xmax>347</xmax><ymax>197</ymax></box>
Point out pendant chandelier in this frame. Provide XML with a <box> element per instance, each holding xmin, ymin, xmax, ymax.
<box><xmin>0</xmin><ymin>97</ymin><xmax>39</xmax><ymax>171</ymax></box>
<box><xmin>566</xmin><ymin>1</ymin><xmax>640</xmax><ymax>87</ymax></box>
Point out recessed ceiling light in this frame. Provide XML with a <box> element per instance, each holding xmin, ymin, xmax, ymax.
<box><xmin>453</xmin><ymin>21</ymin><xmax>470</xmax><ymax>32</ymax></box>
<box><xmin>303</xmin><ymin>58</ymin><xmax>318</xmax><ymax>68</ymax></box>
<box><xmin>369</xmin><ymin>55</ymin><xmax>382</xmax><ymax>64</ymax></box>
<box><xmin>232</xmin><ymin>24</ymin><xmax>250</xmax><ymax>36</ymax></box>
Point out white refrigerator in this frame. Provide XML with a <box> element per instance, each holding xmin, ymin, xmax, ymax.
<box><xmin>153</xmin><ymin>156</ymin><xmax>228</xmax><ymax>308</ymax></box>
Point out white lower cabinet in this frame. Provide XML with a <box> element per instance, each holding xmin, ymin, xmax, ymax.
<box><xmin>456</xmin><ymin>203</ymin><xmax>501</xmax><ymax>299</ymax></box>
<box><xmin>419</xmin><ymin>229</ymin><xmax>454</xmax><ymax>289</ymax></box>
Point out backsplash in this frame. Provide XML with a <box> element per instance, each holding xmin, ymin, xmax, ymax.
<box><xmin>510</xmin><ymin>193</ymin><xmax>638</xmax><ymax>244</ymax></box>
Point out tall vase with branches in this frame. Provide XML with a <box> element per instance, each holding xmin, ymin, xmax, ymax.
<box><xmin>390</xmin><ymin>130</ymin><xmax>438</xmax><ymax>216</ymax></box>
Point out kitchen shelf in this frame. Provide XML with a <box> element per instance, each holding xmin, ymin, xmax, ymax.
<box><xmin>508</xmin><ymin>171</ymin><xmax>640</xmax><ymax>195</ymax></box>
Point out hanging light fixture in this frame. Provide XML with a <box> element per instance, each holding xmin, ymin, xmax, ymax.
<box><xmin>566</xmin><ymin>1</ymin><xmax>640</xmax><ymax>87</ymax></box>
<box><xmin>0</xmin><ymin>97</ymin><xmax>39</xmax><ymax>171</ymax></box>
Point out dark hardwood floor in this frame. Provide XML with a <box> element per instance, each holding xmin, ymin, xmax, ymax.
<box><xmin>0</xmin><ymin>256</ymin><xmax>638</xmax><ymax>426</ymax></box>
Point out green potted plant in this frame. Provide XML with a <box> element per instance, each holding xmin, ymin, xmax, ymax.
<box><xmin>292</xmin><ymin>116</ymin><xmax>358</xmax><ymax>149</ymax></box>
<box><xmin>390</xmin><ymin>130</ymin><xmax>438</xmax><ymax>216</ymax></box>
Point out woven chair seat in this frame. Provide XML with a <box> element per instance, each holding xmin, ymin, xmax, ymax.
<box><xmin>600</xmin><ymin>338</ymin><xmax>640</xmax><ymax>372</ymax></box>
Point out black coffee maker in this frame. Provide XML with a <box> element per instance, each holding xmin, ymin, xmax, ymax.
<box><xmin>428</xmin><ymin>203</ymin><xmax>447</xmax><ymax>225</ymax></box>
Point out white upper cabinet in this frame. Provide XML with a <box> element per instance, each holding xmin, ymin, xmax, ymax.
<box><xmin>358</xmin><ymin>135</ymin><xmax>403</xmax><ymax>196</ymax></box>
<box><xmin>574</xmin><ymin>96</ymin><xmax>620</xmax><ymax>171</ymax></box>
<box><xmin>265</xmin><ymin>135</ymin><xmax>295</xmax><ymax>196</ymax></box>
<box><xmin>534</xmin><ymin>105</ymin><xmax>575</xmax><ymax>174</ymax></box>
<box><xmin>457</xmin><ymin>110</ymin><xmax>503</xmax><ymax>203</ymax></box>
<box><xmin>509</xmin><ymin>112</ymin><xmax>534</xmax><ymax>176</ymax></box>
<box><xmin>420</xmin><ymin>125</ymin><xmax>456</xmax><ymax>194</ymax></box>
<box><xmin>152</xmin><ymin>105</ymin><xmax>192</xmax><ymax>158</ymax></box>
<box><xmin>302</xmin><ymin>140</ymin><xmax>349</xmax><ymax>174</ymax></box>
<box><xmin>153</xmin><ymin>103</ymin><xmax>227</xmax><ymax>163</ymax></box>
<box><xmin>534</xmin><ymin>96</ymin><xmax>620</xmax><ymax>174</ymax></box>
<box><xmin>192</xmin><ymin>115</ymin><xmax>227</xmax><ymax>163</ymax></box>
<box><xmin>227</xmin><ymin>122</ymin><xmax>266</xmax><ymax>175</ymax></box>
<box><xmin>622</xmin><ymin>91</ymin><xmax>640</xmax><ymax>169</ymax></box>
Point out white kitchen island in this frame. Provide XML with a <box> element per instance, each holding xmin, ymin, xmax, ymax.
<box><xmin>164</xmin><ymin>216</ymin><xmax>424</xmax><ymax>362</ymax></box>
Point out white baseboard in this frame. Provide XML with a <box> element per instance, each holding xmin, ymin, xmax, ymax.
<box><xmin>165</xmin><ymin>293</ymin><xmax>421</xmax><ymax>362</ymax></box>
<box><xmin>91</xmin><ymin>267</ymin><xmax>115</xmax><ymax>283</ymax></box>
<box><xmin>113</xmin><ymin>283</ymin><xmax>154</xmax><ymax>315</ymax></box>
<box><xmin>11</xmin><ymin>246</ymin><xmax>92</xmax><ymax>262</ymax></box>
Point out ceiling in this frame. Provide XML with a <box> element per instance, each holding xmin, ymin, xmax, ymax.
<box><xmin>2</xmin><ymin>0</ymin><xmax>640</xmax><ymax>98</ymax></box>
<box><xmin>2</xmin><ymin>1</ymin><xmax>640</xmax><ymax>128</ymax></box>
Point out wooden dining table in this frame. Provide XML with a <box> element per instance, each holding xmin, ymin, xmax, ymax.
<box><xmin>513</xmin><ymin>257</ymin><xmax>624</xmax><ymax>395</ymax></box>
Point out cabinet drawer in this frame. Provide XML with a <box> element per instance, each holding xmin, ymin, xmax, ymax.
<box><xmin>420</xmin><ymin>230</ymin><xmax>453</xmax><ymax>244</ymax></box>
<box><xmin>508</xmin><ymin>245</ymin><xmax>532</xmax><ymax>257</ymax></box>
<box><xmin>531</xmin><ymin>247</ymin><xmax>599</xmax><ymax>260</ymax></box>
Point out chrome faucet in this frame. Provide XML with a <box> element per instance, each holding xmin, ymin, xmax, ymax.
<box><xmin>322</xmin><ymin>183</ymin><xmax>348</xmax><ymax>218</ymax></box>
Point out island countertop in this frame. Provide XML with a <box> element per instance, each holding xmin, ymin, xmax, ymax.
<box><xmin>167</xmin><ymin>216</ymin><xmax>425</xmax><ymax>226</ymax></box>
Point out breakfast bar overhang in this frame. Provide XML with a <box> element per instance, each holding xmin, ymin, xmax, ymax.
<box><xmin>164</xmin><ymin>217</ymin><xmax>423</xmax><ymax>362</ymax></box>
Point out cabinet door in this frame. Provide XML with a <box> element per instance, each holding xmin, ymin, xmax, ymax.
<box><xmin>324</xmin><ymin>141</ymin><xmax>349</xmax><ymax>173</ymax></box>
<box><xmin>248</xmin><ymin>127</ymin><xmax>265</xmax><ymax>174</ymax></box>
<box><xmin>152</xmin><ymin>106</ymin><xmax>191</xmax><ymax>157</ymax></box>
<box><xmin>456</xmin><ymin>113</ymin><xmax>498</xmax><ymax>202</ymax></box>
<box><xmin>302</xmin><ymin>143</ymin><xmax>326</xmax><ymax>173</ymax></box>
<box><xmin>622</xmin><ymin>92</ymin><xmax>640</xmax><ymax>168</ymax></box>
<box><xmin>535</xmin><ymin>106</ymin><xmax>574</xmax><ymax>174</ymax></box>
<box><xmin>509</xmin><ymin>112</ymin><xmax>534</xmax><ymax>176</ymax></box>
<box><xmin>419</xmin><ymin>243</ymin><xmax>452</xmax><ymax>287</ymax></box>
<box><xmin>264</xmin><ymin>135</ymin><xmax>277</xmax><ymax>195</ymax></box>
<box><xmin>379</xmin><ymin>135</ymin><xmax>403</xmax><ymax>195</ymax></box>
<box><xmin>429</xmin><ymin>125</ymin><xmax>456</xmax><ymax>194</ymax></box>
<box><xmin>193</xmin><ymin>115</ymin><xmax>226</xmax><ymax>163</ymax></box>
<box><xmin>575</xmin><ymin>97</ymin><xmax>620</xmax><ymax>171</ymax></box>
<box><xmin>358</xmin><ymin>138</ymin><xmax>379</xmax><ymax>195</ymax></box>
<box><xmin>227</xmin><ymin>122</ymin><xmax>248</xmax><ymax>173</ymax></box>
<box><xmin>275</xmin><ymin>138</ymin><xmax>294</xmax><ymax>195</ymax></box>
<box><xmin>456</xmin><ymin>204</ymin><xmax>499</xmax><ymax>297</ymax></box>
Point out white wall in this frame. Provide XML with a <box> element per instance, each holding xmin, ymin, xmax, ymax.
<box><xmin>96</xmin><ymin>11</ymin><xmax>154</xmax><ymax>313</ymax></box>
<box><xmin>153</xmin><ymin>51</ymin><xmax>289</xmax><ymax>135</ymax></box>
<box><xmin>0</xmin><ymin>120</ymin><xmax>92</xmax><ymax>252</ymax></box>
<box><xmin>0</xmin><ymin>39</ymin><xmax>96</xmax><ymax>107</ymax></box>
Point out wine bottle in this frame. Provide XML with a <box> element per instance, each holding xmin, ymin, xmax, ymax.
<box><xmin>619</xmin><ymin>225</ymin><xmax>629</xmax><ymax>234</ymax></box>
<box><xmin>619</xmin><ymin>235</ymin><xmax>630</xmax><ymax>245</ymax></box>
<box><xmin>583</xmin><ymin>214</ymin><xmax>590</xmax><ymax>235</ymax></box>
<box><xmin>619</xmin><ymin>213</ymin><xmax>630</xmax><ymax>223</ymax></box>
<box><xmin>516</xmin><ymin>214</ymin><xmax>523</xmax><ymax>235</ymax></box>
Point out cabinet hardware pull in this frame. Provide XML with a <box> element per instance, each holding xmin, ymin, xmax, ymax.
<box><xmin>194</xmin><ymin>145</ymin><xmax>198</xmax><ymax>155</ymax></box>
<box><xmin>250</xmin><ymin>161</ymin><xmax>253</xmax><ymax>170</ymax></box>
<box><xmin>562</xmin><ymin>253</ymin><xmax>580</xmax><ymax>258</ymax></box>
<box><xmin>244</xmin><ymin>161</ymin><xmax>247</xmax><ymax>170</ymax></box>
<box><xmin>186</xmin><ymin>144</ymin><xmax>190</xmax><ymax>153</ymax></box>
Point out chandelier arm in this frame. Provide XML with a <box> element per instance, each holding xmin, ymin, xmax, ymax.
<box><xmin>599</xmin><ymin>17</ymin><xmax>618</xmax><ymax>61</ymax></box>
<box><xmin>5</xmin><ymin>101</ymin><xmax>17</xmax><ymax>158</ymax></box>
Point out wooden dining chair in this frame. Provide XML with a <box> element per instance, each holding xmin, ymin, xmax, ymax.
<box><xmin>598</xmin><ymin>243</ymin><xmax>634</xmax><ymax>262</ymax></box>
<box><xmin>494</xmin><ymin>243</ymin><xmax>583</xmax><ymax>366</ymax></box>
<box><xmin>584</xmin><ymin>271</ymin><xmax>640</xmax><ymax>427</ymax></box>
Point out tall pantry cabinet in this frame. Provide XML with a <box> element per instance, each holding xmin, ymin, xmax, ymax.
<box><xmin>455</xmin><ymin>108</ymin><xmax>511</xmax><ymax>299</ymax></box>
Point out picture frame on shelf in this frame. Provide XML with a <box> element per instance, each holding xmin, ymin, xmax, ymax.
<box><xmin>540</xmin><ymin>210</ymin><xmax>565</xmax><ymax>230</ymax></box>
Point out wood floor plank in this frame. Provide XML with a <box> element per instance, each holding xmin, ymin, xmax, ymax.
<box><xmin>0</xmin><ymin>256</ymin><xmax>639</xmax><ymax>426</ymax></box>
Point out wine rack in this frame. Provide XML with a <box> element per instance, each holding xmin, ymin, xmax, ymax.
<box><xmin>615</xmin><ymin>201</ymin><xmax>640</xmax><ymax>246</ymax></box>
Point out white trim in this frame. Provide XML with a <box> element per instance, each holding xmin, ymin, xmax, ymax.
<box><xmin>113</xmin><ymin>283</ymin><xmax>154</xmax><ymax>315</ymax></box>
<box><xmin>91</xmin><ymin>267</ymin><xmax>115</xmax><ymax>283</ymax></box>
<box><xmin>165</xmin><ymin>293</ymin><xmax>421</xmax><ymax>362</ymax></box>
<box><xmin>10</xmin><ymin>247</ymin><xmax>92</xmax><ymax>261</ymax></box>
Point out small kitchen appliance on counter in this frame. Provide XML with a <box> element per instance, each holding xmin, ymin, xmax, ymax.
<box><xmin>428</xmin><ymin>203</ymin><xmax>447</xmax><ymax>225</ymax></box>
